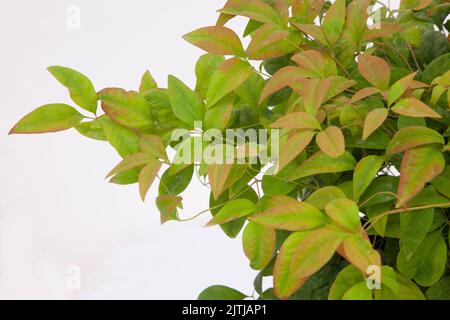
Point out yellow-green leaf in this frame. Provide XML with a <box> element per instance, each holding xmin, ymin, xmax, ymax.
<box><xmin>219</xmin><ymin>0</ymin><xmax>285</xmax><ymax>27</ymax></box>
<box><xmin>386</xmin><ymin>126</ymin><xmax>444</xmax><ymax>155</ymax></box>
<box><xmin>276</xmin><ymin>130</ymin><xmax>315</xmax><ymax>172</ymax></box>
<box><xmin>242</xmin><ymin>221</ymin><xmax>275</xmax><ymax>270</ymax></box>
<box><xmin>387</xmin><ymin>72</ymin><xmax>417</xmax><ymax>107</ymax></box>
<box><xmin>391</xmin><ymin>98</ymin><xmax>441</xmax><ymax>118</ymax></box>
<box><xmin>325</xmin><ymin>199</ymin><xmax>361</xmax><ymax>233</ymax></box>
<box><xmin>206</xmin><ymin>199</ymin><xmax>257</xmax><ymax>226</ymax></box>
<box><xmin>305</xmin><ymin>186</ymin><xmax>347</xmax><ymax>209</ymax></box>
<box><xmin>353</xmin><ymin>156</ymin><xmax>385</xmax><ymax>201</ymax></box>
<box><xmin>139</xmin><ymin>160</ymin><xmax>162</xmax><ymax>201</ymax></box>
<box><xmin>340</xmin><ymin>235</ymin><xmax>381</xmax><ymax>274</ymax></box>
<box><xmin>139</xmin><ymin>70</ymin><xmax>157</xmax><ymax>93</ymax></box>
<box><xmin>106</xmin><ymin>152</ymin><xmax>153</xmax><ymax>178</ymax></box>
<box><xmin>270</xmin><ymin>112</ymin><xmax>321</xmax><ymax>130</ymax></box>
<box><xmin>358</xmin><ymin>54</ymin><xmax>391</xmax><ymax>91</ymax></box>
<box><xmin>140</xmin><ymin>135</ymin><xmax>168</xmax><ymax>162</ymax></box>
<box><xmin>322</xmin><ymin>0</ymin><xmax>346</xmax><ymax>47</ymax></box>
<box><xmin>47</xmin><ymin>66</ymin><xmax>98</xmax><ymax>114</ymax></box>
<box><xmin>183</xmin><ymin>26</ymin><xmax>244</xmax><ymax>56</ymax></box>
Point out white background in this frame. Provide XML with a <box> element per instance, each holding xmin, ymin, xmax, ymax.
<box><xmin>0</xmin><ymin>0</ymin><xmax>399</xmax><ymax>299</ymax></box>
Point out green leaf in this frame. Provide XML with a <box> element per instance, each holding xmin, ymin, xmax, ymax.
<box><xmin>198</xmin><ymin>285</ymin><xmax>247</xmax><ymax>300</ymax></box>
<box><xmin>206</xmin><ymin>58</ymin><xmax>253</xmax><ymax>108</ymax></box>
<box><xmin>426</xmin><ymin>277</ymin><xmax>450</xmax><ymax>300</ymax></box>
<box><xmin>290</xmin><ymin>227</ymin><xmax>347</xmax><ymax>280</ymax></box>
<box><xmin>106</xmin><ymin>152</ymin><xmax>153</xmax><ymax>178</ymax></box>
<box><xmin>358</xmin><ymin>54</ymin><xmax>391</xmax><ymax>91</ymax></box>
<box><xmin>387</xmin><ymin>72</ymin><xmax>417</xmax><ymax>107</ymax></box>
<box><xmin>316</xmin><ymin>126</ymin><xmax>345</xmax><ymax>158</ymax></box>
<box><xmin>183</xmin><ymin>26</ymin><xmax>244</xmax><ymax>56</ymax></box>
<box><xmin>270</xmin><ymin>111</ymin><xmax>321</xmax><ymax>131</ymax></box>
<box><xmin>47</xmin><ymin>66</ymin><xmax>98</xmax><ymax>114</ymax></box>
<box><xmin>420</xmin><ymin>30</ymin><xmax>449</xmax><ymax>63</ymax></box>
<box><xmin>322</xmin><ymin>0</ymin><xmax>346</xmax><ymax>47</ymax></box>
<box><xmin>290</xmin><ymin>151</ymin><xmax>356</xmax><ymax>181</ymax></box>
<box><xmin>387</xmin><ymin>126</ymin><xmax>444</xmax><ymax>155</ymax></box>
<box><xmin>325</xmin><ymin>199</ymin><xmax>361</xmax><ymax>233</ymax></box>
<box><xmin>391</xmin><ymin>98</ymin><xmax>441</xmax><ymax>118</ymax></box>
<box><xmin>431</xmin><ymin>166</ymin><xmax>450</xmax><ymax>198</ymax></box>
<box><xmin>101</xmin><ymin>116</ymin><xmax>139</xmax><ymax>158</ymax></box>
<box><xmin>261</xmin><ymin>175</ymin><xmax>296</xmax><ymax>197</ymax></box>
<box><xmin>274</xmin><ymin>232</ymin><xmax>309</xmax><ymax>299</ymax></box>
<box><xmin>397</xmin><ymin>230</ymin><xmax>447</xmax><ymax>287</ymax></box>
<box><xmin>195</xmin><ymin>54</ymin><xmax>225</xmax><ymax>99</ymax></box>
<box><xmin>204</xmin><ymin>93</ymin><xmax>234</xmax><ymax>131</ymax></box>
<box><xmin>397</xmin><ymin>144</ymin><xmax>445</xmax><ymax>207</ymax></box>
<box><xmin>206</xmin><ymin>199</ymin><xmax>257</xmax><ymax>227</ymax></box>
<box><xmin>399</xmin><ymin>208</ymin><xmax>434</xmax><ymax>261</ymax></box>
<box><xmin>329</xmin><ymin>265</ymin><xmax>365</xmax><ymax>300</ymax></box>
<box><xmin>353</xmin><ymin>156</ymin><xmax>385</xmax><ymax>201</ymax></box>
<box><xmin>10</xmin><ymin>104</ymin><xmax>84</xmax><ymax>134</ymax></box>
<box><xmin>342</xmin><ymin>282</ymin><xmax>373</xmax><ymax>300</ymax></box>
<box><xmin>99</xmin><ymin>88</ymin><xmax>153</xmax><ymax>130</ymax></box>
<box><xmin>340</xmin><ymin>235</ymin><xmax>381</xmax><ymax>274</ymax></box>
<box><xmin>242</xmin><ymin>221</ymin><xmax>276</xmax><ymax>270</ymax></box>
<box><xmin>421</xmin><ymin>53</ymin><xmax>450</xmax><ymax>84</ymax></box>
<box><xmin>305</xmin><ymin>186</ymin><xmax>347</xmax><ymax>210</ymax></box>
<box><xmin>75</xmin><ymin>117</ymin><xmax>107</xmax><ymax>141</ymax></box>
<box><xmin>139</xmin><ymin>70</ymin><xmax>157</xmax><ymax>93</ymax></box>
<box><xmin>168</xmin><ymin>75</ymin><xmax>205</xmax><ymax>126</ymax></box>
<box><xmin>158</xmin><ymin>165</ymin><xmax>194</xmax><ymax>196</ymax></box>
<box><xmin>249</xmin><ymin>196</ymin><xmax>328</xmax><ymax>231</ymax></box>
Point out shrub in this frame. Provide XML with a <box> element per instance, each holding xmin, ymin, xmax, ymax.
<box><xmin>10</xmin><ymin>0</ymin><xmax>450</xmax><ymax>300</ymax></box>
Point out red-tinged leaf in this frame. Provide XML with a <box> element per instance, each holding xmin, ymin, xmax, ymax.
<box><xmin>270</xmin><ymin>112</ymin><xmax>321</xmax><ymax>130</ymax></box>
<box><xmin>292</xmin><ymin>23</ymin><xmax>327</xmax><ymax>45</ymax></box>
<box><xmin>219</xmin><ymin>0</ymin><xmax>285</xmax><ymax>27</ymax></box>
<box><xmin>386</xmin><ymin>126</ymin><xmax>444</xmax><ymax>155</ymax></box>
<box><xmin>206</xmin><ymin>199</ymin><xmax>257</xmax><ymax>227</ymax></box>
<box><xmin>273</xmin><ymin>232</ymin><xmax>309</xmax><ymax>299</ymax></box>
<box><xmin>276</xmin><ymin>130</ymin><xmax>316</xmax><ymax>172</ymax></box>
<box><xmin>291</xmin><ymin>50</ymin><xmax>337</xmax><ymax>78</ymax></box>
<box><xmin>183</xmin><ymin>26</ymin><xmax>244</xmax><ymax>56</ymax></box>
<box><xmin>397</xmin><ymin>144</ymin><xmax>445</xmax><ymax>207</ymax></box>
<box><xmin>106</xmin><ymin>152</ymin><xmax>153</xmax><ymax>178</ymax></box>
<box><xmin>206</xmin><ymin>58</ymin><xmax>253</xmax><ymax>108</ymax></box>
<box><xmin>99</xmin><ymin>88</ymin><xmax>153</xmax><ymax>130</ymax></box>
<box><xmin>292</xmin><ymin>0</ymin><xmax>325</xmax><ymax>23</ymax></box>
<box><xmin>391</xmin><ymin>98</ymin><xmax>441</xmax><ymax>118</ymax></box>
<box><xmin>340</xmin><ymin>236</ymin><xmax>381</xmax><ymax>274</ymax></box>
<box><xmin>387</xmin><ymin>72</ymin><xmax>418</xmax><ymax>107</ymax></box>
<box><xmin>290</xmin><ymin>227</ymin><xmax>347</xmax><ymax>279</ymax></box>
<box><xmin>353</xmin><ymin>156</ymin><xmax>385</xmax><ymax>201</ymax></box>
<box><xmin>156</xmin><ymin>195</ymin><xmax>182</xmax><ymax>225</ymax></box>
<box><xmin>9</xmin><ymin>104</ymin><xmax>84</xmax><ymax>134</ymax></box>
<box><xmin>316</xmin><ymin>126</ymin><xmax>345</xmax><ymax>158</ymax></box>
<box><xmin>362</xmin><ymin>22</ymin><xmax>403</xmax><ymax>41</ymax></box>
<box><xmin>324</xmin><ymin>76</ymin><xmax>357</xmax><ymax>101</ymax></box>
<box><xmin>305</xmin><ymin>186</ymin><xmax>347</xmax><ymax>210</ymax></box>
<box><xmin>208</xmin><ymin>164</ymin><xmax>232</xmax><ymax>200</ymax></box>
<box><xmin>242</xmin><ymin>221</ymin><xmax>276</xmax><ymax>270</ymax></box>
<box><xmin>362</xmin><ymin>108</ymin><xmax>388</xmax><ymax>140</ymax></box>
<box><xmin>140</xmin><ymin>135</ymin><xmax>168</xmax><ymax>162</ymax></box>
<box><xmin>139</xmin><ymin>70</ymin><xmax>157</xmax><ymax>93</ymax></box>
<box><xmin>350</xmin><ymin>87</ymin><xmax>380</xmax><ymax>104</ymax></box>
<box><xmin>322</xmin><ymin>0</ymin><xmax>346</xmax><ymax>47</ymax></box>
<box><xmin>358</xmin><ymin>54</ymin><xmax>391</xmax><ymax>91</ymax></box>
<box><xmin>400</xmin><ymin>0</ymin><xmax>433</xmax><ymax>10</ymax></box>
<box><xmin>139</xmin><ymin>161</ymin><xmax>162</xmax><ymax>201</ymax></box>
<box><xmin>292</xmin><ymin>78</ymin><xmax>330</xmax><ymax>116</ymax></box>
<box><xmin>249</xmin><ymin>197</ymin><xmax>328</xmax><ymax>231</ymax></box>
<box><xmin>342</xmin><ymin>0</ymin><xmax>370</xmax><ymax>46</ymax></box>
<box><xmin>259</xmin><ymin>66</ymin><xmax>306</xmax><ymax>104</ymax></box>
<box><xmin>246</xmin><ymin>24</ymin><xmax>300</xmax><ymax>60</ymax></box>
<box><xmin>290</xmin><ymin>151</ymin><xmax>356</xmax><ymax>181</ymax></box>
<box><xmin>325</xmin><ymin>199</ymin><xmax>361</xmax><ymax>233</ymax></box>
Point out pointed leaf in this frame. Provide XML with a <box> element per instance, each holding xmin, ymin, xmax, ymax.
<box><xmin>358</xmin><ymin>54</ymin><xmax>391</xmax><ymax>90</ymax></box>
<box><xmin>276</xmin><ymin>130</ymin><xmax>315</xmax><ymax>172</ymax></box>
<box><xmin>242</xmin><ymin>221</ymin><xmax>276</xmax><ymax>270</ymax></box>
<box><xmin>387</xmin><ymin>126</ymin><xmax>444</xmax><ymax>155</ymax></box>
<box><xmin>349</xmin><ymin>87</ymin><xmax>380</xmax><ymax>104</ymax></box>
<box><xmin>183</xmin><ymin>26</ymin><xmax>244</xmax><ymax>56</ymax></box>
<box><xmin>206</xmin><ymin>58</ymin><xmax>253</xmax><ymax>108</ymax></box>
<box><xmin>206</xmin><ymin>199</ymin><xmax>257</xmax><ymax>226</ymax></box>
<box><xmin>292</xmin><ymin>23</ymin><xmax>327</xmax><ymax>45</ymax></box>
<box><xmin>195</xmin><ymin>53</ymin><xmax>225</xmax><ymax>99</ymax></box>
<box><xmin>106</xmin><ymin>152</ymin><xmax>153</xmax><ymax>178</ymax></box>
<box><xmin>259</xmin><ymin>66</ymin><xmax>306</xmax><ymax>104</ymax></box>
<box><xmin>397</xmin><ymin>144</ymin><xmax>445</xmax><ymax>207</ymax></box>
<box><xmin>387</xmin><ymin>72</ymin><xmax>417</xmax><ymax>107</ymax></box>
<box><xmin>219</xmin><ymin>0</ymin><xmax>285</xmax><ymax>27</ymax></box>
<box><xmin>139</xmin><ymin>160</ymin><xmax>162</xmax><ymax>201</ymax></box>
<box><xmin>270</xmin><ymin>112</ymin><xmax>321</xmax><ymax>130</ymax></box>
<box><xmin>322</xmin><ymin>0</ymin><xmax>346</xmax><ymax>47</ymax></box>
<box><xmin>353</xmin><ymin>156</ymin><xmax>385</xmax><ymax>201</ymax></box>
<box><xmin>305</xmin><ymin>186</ymin><xmax>347</xmax><ymax>210</ymax></box>
<box><xmin>391</xmin><ymin>98</ymin><xmax>441</xmax><ymax>118</ymax></box>
<box><xmin>325</xmin><ymin>199</ymin><xmax>361</xmax><ymax>233</ymax></box>
<box><xmin>340</xmin><ymin>236</ymin><xmax>381</xmax><ymax>274</ymax></box>
<box><xmin>362</xmin><ymin>108</ymin><xmax>388</xmax><ymax>140</ymax></box>
<box><xmin>139</xmin><ymin>70</ymin><xmax>157</xmax><ymax>93</ymax></box>
<box><xmin>156</xmin><ymin>195</ymin><xmax>182</xmax><ymax>224</ymax></box>
<box><xmin>10</xmin><ymin>104</ymin><xmax>84</xmax><ymax>134</ymax></box>
<box><xmin>47</xmin><ymin>66</ymin><xmax>98</xmax><ymax>114</ymax></box>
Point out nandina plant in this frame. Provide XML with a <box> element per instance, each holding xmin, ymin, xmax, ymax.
<box><xmin>10</xmin><ymin>0</ymin><xmax>450</xmax><ymax>300</ymax></box>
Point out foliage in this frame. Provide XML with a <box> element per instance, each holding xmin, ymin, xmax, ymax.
<box><xmin>10</xmin><ymin>0</ymin><xmax>450</xmax><ymax>300</ymax></box>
